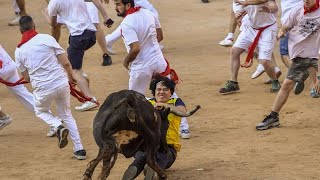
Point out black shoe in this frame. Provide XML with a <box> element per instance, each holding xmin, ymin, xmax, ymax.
<box><xmin>202</xmin><ymin>0</ymin><xmax>209</xmax><ymax>3</ymax></box>
<box><xmin>294</xmin><ymin>72</ymin><xmax>309</xmax><ymax>95</ymax></box>
<box><xmin>256</xmin><ymin>115</ymin><xmax>280</xmax><ymax>130</ymax></box>
<box><xmin>122</xmin><ymin>166</ymin><xmax>138</xmax><ymax>180</ymax></box>
<box><xmin>57</xmin><ymin>125</ymin><xmax>69</xmax><ymax>149</ymax></box>
<box><xmin>74</xmin><ymin>149</ymin><xmax>87</xmax><ymax>160</ymax></box>
<box><xmin>270</xmin><ymin>80</ymin><xmax>281</xmax><ymax>93</ymax></box>
<box><xmin>102</xmin><ymin>53</ymin><xmax>112</xmax><ymax>66</ymax></box>
<box><xmin>219</xmin><ymin>80</ymin><xmax>240</xmax><ymax>95</ymax></box>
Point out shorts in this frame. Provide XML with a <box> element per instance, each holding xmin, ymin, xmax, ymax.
<box><xmin>233</xmin><ymin>24</ymin><xmax>277</xmax><ymax>60</ymax></box>
<box><xmin>68</xmin><ymin>30</ymin><xmax>96</xmax><ymax>70</ymax></box>
<box><xmin>286</xmin><ymin>57</ymin><xmax>318</xmax><ymax>82</ymax></box>
<box><xmin>129</xmin><ymin>60</ymin><xmax>167</xmax><ymax>94</ymax></box>
<box><xmin>279</xmin><ymin>34</ymin><xmax>289</xmax><ymax>56</ymax></box>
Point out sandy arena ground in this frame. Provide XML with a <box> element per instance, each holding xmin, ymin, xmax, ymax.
<box><xmin>1</xmin><ymin>0</ymin><xmax>320</xmax><ymax>179</ymax></box>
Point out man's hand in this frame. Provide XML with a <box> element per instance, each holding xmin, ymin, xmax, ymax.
<box><xmin>100</xmin><ymin>0</ymin><xmax>109</xmax><ymax>4</ymax></box>
<box><xmin>68</xmin><ymin>75</ymin><xmax>77</xmax><ymax>86</ymax></box>
<box><xmin>123</xmin><ymin>60</ymin><xmax>130</xmax><ymax>70</ymax></box>
<box><xmin>154</xmin><ymin>103</ymin><xmax>170</xmax><ymax>109</ymax></box>
<box><xmin>277</xmin><ymin>28</ymin><xmax>286</xmax><ymax>39</ymax></box>
<box><xmin>259</xmin><ymin>5</ymin><xmax>272</xmax><ymax>13</ymax></box>
<box><xmin>234</xmin><ymin>0</ymin><xmax>247</xmax><ymax>6</ymax></box>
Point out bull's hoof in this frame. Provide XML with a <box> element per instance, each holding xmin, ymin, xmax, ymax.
<box><xmin>159</xmin><ymin>175</ymin><xmax>167</xmax><ymax>180</ymax></box>
<box><xmin>82</xmin><ymin>175</ymin><xmax>92</xmax><ymax>180</ymax></box>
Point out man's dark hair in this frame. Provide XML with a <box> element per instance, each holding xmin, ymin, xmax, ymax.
<box><xmin>19</xmin><ymin>16</ymin><xmax>34</xmax><ymax>32</ymax></box>
<box><xmin>149</xmin><ymin>74</ymin><xmax>176</xmax><ymax>97</ymax></box>
<box><xmin>121</xmin><ymin>0</ymin><xmax>135</xmax><ymax>7</ymax></box>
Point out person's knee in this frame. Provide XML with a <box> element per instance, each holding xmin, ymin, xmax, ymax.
<box><xmin>230</xmin><ymin>47</ymin><xmax>243</xmax><ymax>59</ymax></box>
<box><xmin>281</xmin><ymin>79</ymin><xmax>295</xmax><ymax>91</ymax></box>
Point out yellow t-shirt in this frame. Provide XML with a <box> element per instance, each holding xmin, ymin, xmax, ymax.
<box><xmin>149</xmin><ymin>98</ymin><xmax>182</xmax><ymax>152</ymax></box>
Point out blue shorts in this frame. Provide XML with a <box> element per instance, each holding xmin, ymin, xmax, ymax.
<box><xmin>67</xmin><ymin>30</ymin><xmax>96</xmax><ymax>70</ymax></box>
<box><xmin>279</xmin><ymin>34</ymin><xmax>289</xmax><ymax>56</ymax></box>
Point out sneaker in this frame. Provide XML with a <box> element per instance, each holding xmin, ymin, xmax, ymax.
<box><xmin>294</xmin><ymin>72</ymin><xmax>309</xmax><ymax>95</ymax></box>
<box><xmin>251</xmin><ymin>64</ymin><xmax>265</xmax><ymax>79</ymax></box>
<box><xmin>310</xmin><ymin>88</ymin><xmax>320</xmax><ymax>98</ymax></box>
<box><xmin>180</xmin><ymin>129</ymin><xmax>191</xmax><ymax>139</ymax></box>
<box><xmin>102</xmin><ymin>53</ymin><xmax>112</xmax><ymax>66</ymax></box>
<box><xmin>0</xmin><ymin>116</ymin><xmax>13</xmax><ymax>130</ymax></box>
<box><xmin>202</xmin><ymin>0</ymin><xmax>209</xmax><ymax>3</ymax></box>
<box><xmin>256</xmin><ymin>115</ymin><xmax>280</xmax><ymax>130</ymax></box>
<box><xmin>270</xmin><ymin>80</ymin><xmax>281</xmax><ymax>93</ymax></box>
<box><xmin>75</xmin><ymin>101</ymin><xmax>98</xmax><ymax>111</ymax></box>
<box><xmin>122</xmin><ymin>166</ymin><xmax>138</xmax><ymax>180</ymax></box>
<box><xmin>144</xmin><ymin>165</ymin><xmax>158</xmax><ymax>180</ymax></box>
<box><xmin>56</xmin><ymin>125</ymin><xmax>69</xmax><ymax>149</ymax></box>
<box><xmin>219</xmin><ymin>37</ymin><xmax>233</xmax><ymax>47</ymax></box>
<box><xmin>264</xmin><ymin>68</ymin><xmax>282</xmax><ymax>84</ymax></box>
<box><xmin>8</xmin><ymin>14</ymin><xmax>20</xmax><ymax>26</ymax></box>
<box><xmin>219</xmin><ymin>80</ymin><xmax>240</xmax><ymax>95</ymax></box>
<box><xmin>47</xmin><ymin>126</ymin><xmax>56</xmax><ymax>137</ymax></box>
<box><xmin>73</xmin><ymin>149</ymin><xmax>87</xmax><ymax>160</ymax></box>
<box><xmin>106</xmin><ymin>43</ymin><xmax>117</xmax><ymax>55</ymax></box>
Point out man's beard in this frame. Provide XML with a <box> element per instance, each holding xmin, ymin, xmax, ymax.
<box><xmin>116</xmin><ymin>10</ymin><xmax>126</xmax><ymax>17</ymax></box>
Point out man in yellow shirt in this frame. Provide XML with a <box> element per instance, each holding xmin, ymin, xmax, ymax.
<box><xmin>122</xmin><ymin>75</ymin><xmax>186</xmax><ymax>179</ymax></box>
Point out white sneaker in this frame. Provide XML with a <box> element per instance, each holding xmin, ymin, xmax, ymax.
<box><xmin>180</xmin><ymin>129</ymin><xmax>191</xmax><ymax>139</ymax></box>
<box><xmin>75</xmin><ymin>101</ymin><xmax>98</xmax><ymax>112</ymax></box>
<box><xmin>0</xmin><ymin>116</ymin><xmax>13</xmax><ymax>130</ymax></box>
<box><xmin>8</xmin><ymin>14</ymin><xmax>20</xmax><ymax>26</ymax></box>
<box><xmin>251</xmin><ymin>64</ymin><xmax>265</xmax><ymax>79</ymax></box>
<box><xmin>219</xmin><ymin>37</ymin><xmax>233</xmax><ymax>47</ymax></box>
<box><xmin>47</xmin><ymin>126</ymin><xmax>56</xmax><ymax>137</ymax></box>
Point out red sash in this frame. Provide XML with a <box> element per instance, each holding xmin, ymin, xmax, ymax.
<box><xmin>241</xmin><ymin>23</ymin><xmax>275</xmax><ymax>68</ymax></box>
<box><xmin>160</xmin><ymin>59</ymin><xmax>180</xmax><ymax>84</ymax></box>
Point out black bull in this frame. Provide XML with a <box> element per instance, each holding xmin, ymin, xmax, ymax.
<box><xmin>83</xmin><ymin>90</ymin><xmax>201</xmax><ymax>180</ymax></box>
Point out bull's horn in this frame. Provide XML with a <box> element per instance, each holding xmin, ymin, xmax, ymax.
<box><xmin>169</xmin><ymin>105</ymin><xmax>201</xmax><ymax>117</ymax></box>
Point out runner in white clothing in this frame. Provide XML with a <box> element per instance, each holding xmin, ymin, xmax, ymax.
<box><xmin>15</xmin><ymin>16</ymin><xmax>86</xmax><ymax>160</ymax></box>
<box><xmin>106</xmin><ymin>0</ymin><xmax>161</xmax><ymax>53</ymax></box>
<box><xmin>219</xmin><ymin>0</ymin><xmax>281</xmax><ymax>94</ymax></box>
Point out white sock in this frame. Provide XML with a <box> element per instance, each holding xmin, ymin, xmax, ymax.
<box><xmin>274</xmin><ymin>66</ymin><xmax>281</xmax><ymax>73</ymax></box>
<box><xmin>227</xmin><ymin>33</ymin><xmax>234</xmax><ymax>39</ymax></box>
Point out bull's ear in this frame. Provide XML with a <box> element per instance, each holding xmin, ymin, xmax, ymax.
<box><xmin>127</xmin><ymin>108</ymin><xmax>136</xmax><ymax>123</ymax></box>
<box><xmin>127</xmin><ymin>93</ymin><xmax>136</xmax><ymax>107</ymax></box>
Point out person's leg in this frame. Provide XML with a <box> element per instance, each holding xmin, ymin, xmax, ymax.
<box><xmin>260</xmin><ymin>59</ymin><xmax>281</xmax><ymax>93</ymax></box>
<box><xmin>309</xmin><ymin>59</ymin><xmax>319</xmax><ymax>98</ymax></box>
<box><xmin>6</xmin><ymin>69</ymin><xmax>34</xmax><ymax>113</ymax></box>
<box><xmin>56</xmin><ymin>85</ymin><xmax>85</xmax><ymax>159</ymax></box>
<box><xmin>122</xmin><ymin>151</ymin><xmax>147</xmax><ymax>179</ymax></box>
<box><xmin>129</xmin><ymin>69</ymin><xmax>152</xmax><ymax>95</ymax></box>
<box><xmin>16</xmin><ymin>0</ymin><xmax>27</xmax><ymax>16</ymax></box>
<box><xmin>219</xmin><ymin>10</ymin><xmax>237</xmax><ymax>47</ymax></box>
<box><xmin>8</xmin><ymin>0</ymin><xmax>21</xmax><ymax>26</ymax></box>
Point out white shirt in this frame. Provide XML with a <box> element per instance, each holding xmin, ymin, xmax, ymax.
<box><xmin>48</xmin><ymin>0</ymin><xmax>96</xmax><ymax>36</ymax></box>
<box><xmin>280</xmin><ymin>0</ymin><xmax>303</xmax><ymax>24</ymax></box>
<box><xmin>121</xmin><ymin>9</ymin><xmax>164</xmax><ymax>70</ymax></box>
<box><xmin>283</xmin><ymin>6</ymin><xmax>320</xmax><ymax>59</ymax></box>
<box><xmin>244</xmin><ymin>3</ymin><xmax>277</xmax><ymax>30</ymax></box>
<box><xmin>15</xmin><ymin>34</ymin><xmax>68</xmax><ymax>93</ymax></box>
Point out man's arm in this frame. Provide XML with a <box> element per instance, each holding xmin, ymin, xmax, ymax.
<box><xmin>123</xmin><ymin>42</ymin><xmax>140</xmax><ymax>70</ymax></box>
<box><xmin>156</xmin><ymin>28</ymin><xmax>163</xmax><ymax>42</ymax></box>
<box><xmin>50</xmin><ymin>16</ymin><xmax>61</xmax><ymax>42</ymax></box>
<box><xmin>92</xmin><ymin>0</ymin><xmax>111</xmax><ymax>26</ymax></box>
<box><xmin>154</xmin><ymin>103</ymin><xmax>187</xmax><ymax>113</ymax></box>
<box><xmin>235</xmin><ymin>0</ymin><xmax>269</xmax><ymax>6</ymax></box>
<box><xmin>21</xmin><ymin>70</ymin><xmax>30</xmax><ymax>82</ymax></box>
<box><xmin>56</xmin><ymin>53</ymin><xmax>76</xmax><ymax>84</ymax></box>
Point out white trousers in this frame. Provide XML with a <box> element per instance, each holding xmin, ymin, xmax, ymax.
<box><xmin>2</xmin><ymin>66</ymin><xmax>34</xmax><ymax>113</ymax></box>
<box><xmin>33</xmin><ymin>85</ymin><xmax>83</xmax><ymax>152</ymax></box>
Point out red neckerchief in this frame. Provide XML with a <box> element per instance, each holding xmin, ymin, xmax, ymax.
<box><xmin>0</xmin><ymin>60</ymin><xmax>2</xmax><ymax>69</ymax></box>
<box><xmin>17</xmin><ymin>29</ymin><xmax>38</xmax><ymax>48</ymax></box>
<box><xmin>124</xmin><ymin>6</ymin><xmax>141</xmax><ymax>17</ymax></box>
<box><xmin>304</xmin><ymin>0</ymin><xmax>320</xmax><ymax>15</ymax></box>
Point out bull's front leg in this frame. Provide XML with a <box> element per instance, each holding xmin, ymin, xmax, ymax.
<box><xmin>99</xmin><ymin>143</ymin><xmax>119</xmax><ymax>180</ymax></box>
<box><xmin>83</xmin><ymin>147</ymin><xmax>105</xmax><ymax>180</ymax></box>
